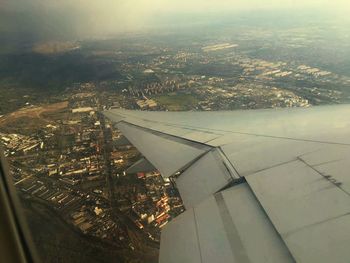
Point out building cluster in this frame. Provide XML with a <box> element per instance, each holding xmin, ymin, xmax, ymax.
<box><xmin>16</xmin><ymin>173</ymin><xmax>123</xmax><ymax>240</ymax></box>
<box><xmin>297</xmin><ymin>65</ymin><xmax>331</xmax><ymax>77</ymax></box>
<box><xmin>1</xmin><ymin>132</ymin><xmax>42</xmax><ymax>156</ymax></box>
<box><xmin>127</xmin><ymin>80</ymin><xmax>183</xmax><ymax>99</ymax></box>
<box><xmin>1</xmin><ymin>82</ymin><xmax>186</xmax><ymax>250</ymax></box>
<box><xmin>128</xmin><ymin>171</ymin><xmax>184</xmax><ymax>241</ymax></box>
<box><xmin>194</xmin><ymin>84</ymin><xmax>310</xmax><ymax>110</ymax></box>
<box><xmin>2</xmin><ymin>83</ymin><xmax>129</xmax><ymax>242</ymax></box>
<box><xmin>102</xmin><ymin>42</ymin><xmax>350</xmax><ymax>111</ymax></box>
<box><xmin>136</xmin><ymin>99</ymin><xmax>158</xmax><ymax>110</ymax></box>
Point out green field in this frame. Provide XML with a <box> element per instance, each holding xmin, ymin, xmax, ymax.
<box><xmin>153</xmin><ymin>93</ymin><xmax>198</xmax><ymax>111</ymax></box>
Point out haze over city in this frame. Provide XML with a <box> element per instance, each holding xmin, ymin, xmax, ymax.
<box><xmin>1</xmin><ymin>0</ymin><xmax>350</xmax><ymax>40</ymax></box>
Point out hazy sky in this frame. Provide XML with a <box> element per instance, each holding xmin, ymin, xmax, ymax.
<box><xmin>1</xmin><ymin>0</ymin><xmax>350</xmax><ymax>41</ymax></box>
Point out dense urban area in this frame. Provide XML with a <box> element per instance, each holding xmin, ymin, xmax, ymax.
<box><xmin>1</xmin><ymin>16</ymin><xmax>350</xmax><ymax>262</ymax></box>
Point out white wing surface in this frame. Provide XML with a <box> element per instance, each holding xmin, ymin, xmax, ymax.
<box><xmin>104</xmin><ymin>105</ymin><xmax>350</xmax><ymax>263</ymax></box>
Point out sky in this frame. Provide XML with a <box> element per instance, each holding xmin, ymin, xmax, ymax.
<box><xmin>1</xmin><ymin>0</ymin><xmax>350</xmax><ymax>41</ymax></box>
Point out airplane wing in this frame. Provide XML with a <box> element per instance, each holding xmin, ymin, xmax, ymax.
<box><xmin>104</xmin><ymin>105</ymin><xmax>350</xmax><ymax>263</ymax></box>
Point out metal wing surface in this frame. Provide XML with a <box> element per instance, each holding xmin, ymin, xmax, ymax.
<box><xmin>104</xmin><ymin>105</ymin><xmax>350</xmax><ymax>263</ymax></box>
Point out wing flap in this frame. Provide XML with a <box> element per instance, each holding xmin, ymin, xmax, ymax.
<box><xmin>116</xmin><ymin>121</ymin><xmax>211</xmax><ymax>177</ymax></box>
<box><xmin>160</xmin><ymin>183</ymin><xmax>294</xmax><ymax>263</ymax></box>
<box><xmin>125</xmin><ymin>157</ymin><xmax>156</xmax><ymax>174</ymax></box>
<box><xmin>159</xmin><ymin>208</ymin><xmax>202</xmax><ymax>263</ymax></box>
<box><xmin>175</xmin><ymin>148</ymin><xmax>238</xmax><ymax>208</ymax></box>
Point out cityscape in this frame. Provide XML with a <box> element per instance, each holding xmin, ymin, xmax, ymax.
<box><xmin>0</xmin><ymin>83</ymin><xmax>185</xmax><ymax>262</ymax></box>
<box><xmin>1</xmin><ymin>7</ymin><xmax>350</xmax><ymax>262</ymax></box>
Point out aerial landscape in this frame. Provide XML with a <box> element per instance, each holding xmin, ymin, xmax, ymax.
<box><xmin>1</xmin><ymin>0</ymin><xmax>350</xmax><ymax>262</ymax></box>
